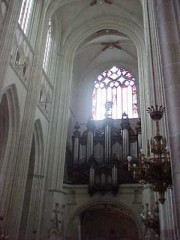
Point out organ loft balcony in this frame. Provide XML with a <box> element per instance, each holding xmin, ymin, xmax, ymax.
<box><xmin>65</xmin><ymin>114</ymin><xmax>141</xmax><ymax>196</ymax></box>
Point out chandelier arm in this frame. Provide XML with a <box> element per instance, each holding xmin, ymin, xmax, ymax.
<box><xmin>129</xmin><ymin>105</ymin><xmax>172</xmax><ymax>204</ymax></box>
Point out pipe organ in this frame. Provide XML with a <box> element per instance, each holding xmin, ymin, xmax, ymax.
<box><xmin>67</xmin><ymin>115</ymin><xmax>141</xmax><ymax>195</ymax></box>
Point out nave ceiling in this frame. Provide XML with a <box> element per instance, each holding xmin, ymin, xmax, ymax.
<box><xmin>45</xmin><ymin>0</ymin><xmax>143</xmax><ymax>85</ymax></box>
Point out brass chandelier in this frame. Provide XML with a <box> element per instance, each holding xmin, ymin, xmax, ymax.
<box><xmin>129</xmin><ymin>105</ymin><xmax>172</xmax><ymax>204</ymax></box>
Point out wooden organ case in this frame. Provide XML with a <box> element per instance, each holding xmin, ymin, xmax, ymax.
<box><xmin>66</xmin><ymin>114</ymin><xmax>141</xmax><ymax>195</ymax></box>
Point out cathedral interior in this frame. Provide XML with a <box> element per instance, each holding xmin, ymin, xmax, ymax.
<box><xmin>0</xmin><ymin>0</ymin><xmax>179</xmax><ymax>239</ymax></box>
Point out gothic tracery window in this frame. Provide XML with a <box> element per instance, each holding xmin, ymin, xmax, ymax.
<box><xmin>92</xmin><ymin>66</ymin><xmax>138</xmax><ymax>120</ymax></box>
<box><xmin>18</xmin><ymin>0</ymin><xmax>34</xmax><ymax>34</ymax></box>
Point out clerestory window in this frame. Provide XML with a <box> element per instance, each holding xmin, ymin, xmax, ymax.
<box><xmin>92</xmin><ymin>66</ymin><xmax>138</xmax><ymax>120</ymax></box>
<box><xmin>18</xmin><ymin>0</ymin><xmax>34</xmax><ymax>35</ymax></box>
<box><xmin>43</xmin><ymin>20</ymin><xmax>52</xmax><ymax>74</ymax></box>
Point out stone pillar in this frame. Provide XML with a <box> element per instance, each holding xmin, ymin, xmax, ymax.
<box><xmin>3</xmin><ymin>7</ymin><xmax>49</xmax><ymax>239</ymax></box>
<box><xmin>154</xmin><ymin>1</ymin><xmax>180</xmax><ymax>239</ymax></box>
<box><xmin>25</xmin><ymin>175</ymin><xmax>45</xmax><ymax>240</ymax></box>
<box><xmin>141</xmin><ymin>1</ymin><xmax>179</xmax><ymax>239</ymax></box>
<box><xmin>39</xmin><ymin>24</ymin><xmax>67</xmax><ymax>239</ymax></box>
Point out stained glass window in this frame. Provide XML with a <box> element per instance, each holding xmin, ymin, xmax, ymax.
<box><xmin>92</xmin><ymin>66</ymin><xmax>138</xmax><ymax>120</ymax></box>
<box><xmin>43</xmin><ymin>20</ymin><xmax>52</xmax><ymax>73</ymax></box>
<box><xmin>18</xmin><ymin>0</ymin><xmax>34</xmax><ymax>34</ymax></box>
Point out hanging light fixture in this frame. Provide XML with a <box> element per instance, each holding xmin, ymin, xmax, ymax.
<box><xmin>127</xmin><ymin>0</ymin><xmax>172</xmax><ymax>205</ymax></box>
<box><xmin>128</xmin><ymin>105</ymin><xmax>172</xmax><ymax>204</ymax></box>
<box><xmin>141</xmin><ymin>202</ymin><xmax>160</xmax><ymax>236</ymax></box>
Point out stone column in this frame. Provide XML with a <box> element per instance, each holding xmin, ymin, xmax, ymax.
<box><xmin>154</xmin><ymin>0</ymin><xmax>180</xmax><ymax>239</ymax></box>
<box><xmin>4</xmin><ymin>7</ymin><xmax>49</xmax><ymax>239</ymax></box>
<box><xmin>141</xmin><ymin>1</ymin><xmax>178</xmax><ymax>239</ymax></box>
<box><xmin>38</xmin><ymin>19</ymin><xmax>66</xmax><ymax>238</ymax></box>
<box><xmin>25</xmin><ymin>175</ymin><xmax>45</xmax><ymax>240</ymax></box>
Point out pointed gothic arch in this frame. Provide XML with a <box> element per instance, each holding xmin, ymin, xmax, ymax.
<box><xmin>0</xmin><ymin>93</ymin><xmax>9</xmax><ymax>166</ymax></box>
<box><xmin>65</xmin><ymin>199</ymin><xmax>142</xmax><ymax>240</ymax></box>
<box><xmin>0</xmin><ymin>83</ymin><xmax>20</xmax><ymax>218</ymax></box>
<box><xmin>19</xmin><ymin>119</ymin><xmax>45</xmax><ymax>239</ymax></box>
<box><xmin>33</xmin><ymin>119</ymin><xmax>45</xmax><ymax>175</ymax></box>
<box><xmin>0</xmin><ymin>84</ymin><xmax>20</xmax><ymax>179</ymax></box>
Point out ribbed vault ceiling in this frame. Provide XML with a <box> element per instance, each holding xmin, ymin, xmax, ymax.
<box><xmin>48</xmin><ymin>0</ymin><xmax>143</xmax><ymax>85</ymax></box>
<box><xmin>49</xmin><ymin>0</ymin><xmax>142</xmax><ymax>80</ymax></box>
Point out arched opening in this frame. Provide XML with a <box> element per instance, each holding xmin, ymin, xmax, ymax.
<box><xmin>19</xmin><ymin>135</ymin><xmax>36</xmax><ymax>240</ymax></box>
<box><xmin>19</xmin><ymin>119</ymin><xmax>44</xmax><ymax>239</ymax></box>
<box><xmin>66</xmin><ymin>202</ymin><xmax>140</xmax><ymax>240</ymax></box>
<box><xmin>0</xmin><ymin>94</ymin><xmax>9</xmax><ymax>167</ymax></box>
<box><xmin>0</xmin><ymin>84</ymin><xmax>20</xmax><ymax>217</ymax></box>
<box><xmin>81</xmin><ymin>204</ymin><xmax>139</xmax><ymax>240</ymax></box>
